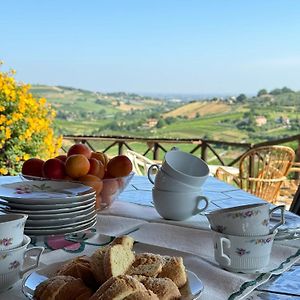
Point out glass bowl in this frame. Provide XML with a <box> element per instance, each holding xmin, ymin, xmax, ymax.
<box><xmin>98</xmin><ymin>172</ymin><xmax>134</xmax><ymax>210</ymax></box>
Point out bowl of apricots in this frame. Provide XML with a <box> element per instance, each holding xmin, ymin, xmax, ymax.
<box><xmin>21</xmin><ymin>143</ymin><xmax>134</xmax><ymax>210</ymax></box>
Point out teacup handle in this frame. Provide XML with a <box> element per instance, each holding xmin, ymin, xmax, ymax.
<box><xmin>219</xmin><ymin>237</ymin><xmax>231</xmax><ymax>266</ymax></box>
<box><xmin>194</xmin><ymin>196</ymin><xmax>209</xmax><ymax>214</ymax></box>
<box><xmin>147</xmin><ymin>164</ymin><xmax>161</xmax><ymax>184</ymax></box>
<box><xmin>269</xmin><ymin>205</ymin><xmax>285</xmax><ymax>233</ymax></box>
<box><xmin>20</xmin><ymin>247</ymin><xmax>44</xmax><ymax>277</ymax></box>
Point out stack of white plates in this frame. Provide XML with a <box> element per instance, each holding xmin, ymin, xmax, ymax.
<box><xmin>0</xmin><ymin>180</ymin><xmax>97</xmax><ymax>236</ymax></box>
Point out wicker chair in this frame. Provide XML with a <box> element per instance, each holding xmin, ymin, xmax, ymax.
<box><xmin>215</xmin><ymin>145</ymin><xmax>295</xmax><ymax>203</ymax></box>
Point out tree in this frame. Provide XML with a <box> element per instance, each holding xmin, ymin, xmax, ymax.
<box><xmin>236</xmin><ymin>94</ymin><xmax>247</xmax><ymax>102</ymax></box>
<box><xmin>257</xmin><ymin>89</ymin><xmax>268</xmax><ymax>97</ymax></box>
<box><xmin>0</xmin><ymin>63</ymin><xmax>62</xmax><ymax>175</ymax></box>
<box><xmin>156</xmin><ymin>118</ymin><xmax>165</xmax><ymax>128</ymax></box>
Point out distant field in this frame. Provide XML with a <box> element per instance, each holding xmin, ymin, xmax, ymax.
<box><xmin>31</xmin><ymin>85</ymin><xmax>300</xmax><ymax>146</ymax></box>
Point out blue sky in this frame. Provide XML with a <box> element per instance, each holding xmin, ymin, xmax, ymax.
<box><xmin>1</xmin><ymin>0</ymin><xmax>300</xmax><ymax>95</ymax></box>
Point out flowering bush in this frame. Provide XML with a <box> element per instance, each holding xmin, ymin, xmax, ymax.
<box><xmin>0</xmin><ymin>62</ymin><xmax>62</xmax><ymax>175</ymax></box>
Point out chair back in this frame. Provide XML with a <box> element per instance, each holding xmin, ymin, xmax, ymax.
<box><xmin>125</xmin><ymin>149</ymin><xmax>155</xmax><ymax>176</ymax></box>
<box><xmin>238</xmin><ymin>145</ymin><xmax>295</xmax><ymax>203</ymax></box>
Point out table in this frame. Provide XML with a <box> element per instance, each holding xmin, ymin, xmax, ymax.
<box><xmin>0</xmin><ymin>175</ymin><xmax>299</xmax><ymax>300</ymax></box>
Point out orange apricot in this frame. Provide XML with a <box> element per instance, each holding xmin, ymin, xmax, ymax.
<box><xmin>91</xmin><ymin>151</ymin><xmax>109</xmax><ymax>167</ymax></box>
<box><xmin>67</xmin><ymin>143</ymin><xmax>92</xmax><ymax>159</ymax></box>
<box><xmin>106</xmin><ymin>155</ymin><xmax>133</xmax><ymax>177</ymax></box>
<box><xmin>78</xmin><ymin>174</ymin><xmax>103</xmax><ymax>195</ymax></box>
<box><xmin>65</xmin><ymin>154</ymin><xmax>90</xmax><ymax>179</ymax></box>
<box><xmin>43</xmin><ymin>158</ymin><xmax>66</xmax><ymax>180</ymax></box>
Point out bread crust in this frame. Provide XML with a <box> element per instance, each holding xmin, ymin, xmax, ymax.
<box><xmin>89</xmin><ymin>275</ymin><xmax>146</xmax><ymax>300</ymax></box>
<box><xmin>91</xmin><ymin>245</ymin><xmax>110</xmax><ymax>284</ymax></box>
<box><xmin>34</xmin><ymin>275</ymin><xmax>93</xmax><ymax>300</ymax></box>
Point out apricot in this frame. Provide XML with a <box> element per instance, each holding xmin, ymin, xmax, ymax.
<box><xmin>65</xmin><ymin>154</ymin><xmax>90</xmax><ymax>178</ymax></box>
<box><xmin>43</xmin><ymin>158</ymin><xmax>66</xmax><ymax>180</ymax></box>
<box><xmin>91</xmin><ymin>151</ymin><xmax>109</xmax><ymax>167</ymax></box>
<box><xmin>78</xmin><ymin>174</ymin><xmax>103</xmax><ymax>195</ymax></box>
<box><xmin>22</xmin><ymin>158</ymin><xmax>44</xmax><ymax>178</ymax></box>
<box><xmin>106</xmin><ymin>155</ymin><xmax>133</xmax><ymax>177</ymax></box>
<box><xmin>87</xmin><ymin>158</ymin><xmax>106</xmax><ymax>179</ymax></box>
<box><xmin>55</xmin><ymin>155</ymin><xmax>67</xmax><ymax>162</ymax></box>
<box><xmin>67</xmin><ymin>143</ymin><xmax>92</xmax><ymax>159</ymax></box>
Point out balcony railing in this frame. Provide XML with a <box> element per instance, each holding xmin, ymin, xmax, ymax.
<box><xmin>62</xmin><ymin>133</ymin><xmax>300</xmax><ymax>170</ymax></box>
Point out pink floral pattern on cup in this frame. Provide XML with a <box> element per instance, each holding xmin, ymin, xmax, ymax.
<box><xmin>235</xmin><ymin>248</ymin><xmax>250</xmax><ymax>256</ymax></box>
<box><xmin>9</xmin><ymin>260</ymin><xmax>20</xmax><ymax>270</ymax></box>
<box><xmin>250</xmin><ymin>237</ymin><xmax>273</xmax><ymax>245</ymax></box>
<box><xmin>227</xmin><ymin>209</ymin><xmax>260</xmax><ymax>219</ymax></box>
<box><xmin>0</xmin><ymin>238</ymin><xmax>13</xmax><ymax>247</ymax></box>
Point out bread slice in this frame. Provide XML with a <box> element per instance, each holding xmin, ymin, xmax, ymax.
<box><xmin>56</xmin><ymin>255</ymin><xmax>97</xmax><ymax>288</ymax></box>
<box><xmin>137</xmin><ymin>276</ymin><xmax>181</xmax><ymax>300</ymax></box>
<box><xmin>124</xmin><ymin>290</ymin><xmax>159</xmax><ymax>300</ymax></box>
<box><xmin>111</xmin><ymin>235</ymin><xmax>134</xmax><ymax>249</ymax></box>
<box><xmin>34</xmin><ymin>275</ymin><xmax>93</xmax><ymax>300</ymax></box>
<box><xmin>103</xmin><ymin>244</ymin><xmax>135</xmax><ymax>279</ymax></box>
<box><xmin>128</xmin><ymin>253</ymin><xmax>164</xmax><ymax>277</ymax></box>
<box><xmin>89</xmin><ymin>275</ymin><xmax>146</xmax><ymax>300</ymax></box>
<box><xmin>158</xmin><ymin>256</ymin><xmax>187</xmax><ymax>288</ymax></box>
<box><xmin>91</xmin><ymin>245</ymin><xmax>110</xmax><ymax>284</ymax></box>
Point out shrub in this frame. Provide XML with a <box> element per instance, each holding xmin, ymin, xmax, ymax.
<box><xmin>0</xmin><ymin>62</ymin><xmax>62</xmax><ymax>175</ymax></box>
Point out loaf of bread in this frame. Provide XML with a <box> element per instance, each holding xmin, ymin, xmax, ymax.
<box><xmin>56</xmin><ymin>255</ymin><xmax>97</xmax><ymax>288</ymax></box>
<box><xmin>91</xmin><ymin>245</ymin><xmax>110</xmax><ymax>285</ymax></box>
<box><xmin>158</xmin><ymin>256</ymin><xmax>187</xmax><ymax>288</ymax></box>
<box><xmin>128</xmin><ymin>253</ymin><xmax>164</xmax><ymax>277</ymax></box>
<box><xmin>34</xmin><ymin>275</ymin><xmax>93</xmax><ymax>300</ymax></box>
<box><xmin>103</xmin><ymin>244</ymin><xmax>135</xmax><ymax>279</ymax></box>
<box><xmin>89</xmin><ymin>274</ymin><xmax>146</xmax><ymax>300</ymax></box>
<box><xmin>111</xmin><ymin>235</ymin><xmax>134</xmax><ymax>249</ymax></box>
<box><xmin>136</xmin><ymin>276</ymin><xmax>181</xmax><ymax>300</ymax></box>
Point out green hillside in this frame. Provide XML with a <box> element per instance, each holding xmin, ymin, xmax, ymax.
<box><xmin>30</xmin><ymin>85</ymin><xmax>300</xmax><ymax>144</ymax></box>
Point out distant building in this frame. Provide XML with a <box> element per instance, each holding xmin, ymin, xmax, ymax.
<box><xmin>255</xmin><ymin>116</ymin><xmax>267</xmax><ymax>126</ymax></box>
<box><xmin>276</xmin><ymin>116</ymin><xmax>290</xmax><ymax>125</ymax></box>
<box><xmin>142</xmin><ymin>118</ymin><xmax>158</xmax><ymax>129</ymax></box>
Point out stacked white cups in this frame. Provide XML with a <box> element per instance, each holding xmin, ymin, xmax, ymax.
<box><xmin>206</xmin><ymin>203</ymin><xmax>285</xmax><ymax>273</ymax></box>
<box><xmin>0</xmin><ymin>214</ymin><xmax>44</xmax><ymax>292</ymax></box>
<box><xmin>148</xmin><ymin>149</ymin><xmax>210</xmax><ymax>221</ymax></box>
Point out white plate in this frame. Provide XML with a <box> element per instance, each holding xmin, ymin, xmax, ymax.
<box><xmin>22</xmin><ymin>262</ymin><xmax>203</xmax><ymax>300</ymax></box>
<box><xmin>26</xmin><ymin>205</ymin><xmax>95</xmax><ymax>220</ymax></box>
<box><xmin>0</xmin><ymin>196</ymin><xmax>96</xmax><ymax>210</ymax></box>
<box><xmin>24</xmin><ymin>218</ymin><xmax>97</xmax><ymax>236</ymax></box>
<box><xmin>0</xmin><ymin>180</ymin><xmax>95</xmax><ymax>203</ymax></box>
<box><xmin>25</xmin><ymin>213</ymin><xmax>96</xmax><ymax>230</ymax></box>
<box><xmin>2</xmin><ymin>200</ymin><xmax>95</xmax><ymax>215</ymax></box>
<box><xmin>26</xmin><ymin>209</ymin><xmax>96</xmax><ymax>226</ymax></box>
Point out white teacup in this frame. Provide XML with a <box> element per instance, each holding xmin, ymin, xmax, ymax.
<box><xmin>212</xmin><ymin>229</ymin><xmax>277</xmax><ymax>273</ymax></box>
<box><xmin>148</xmin><ymin>166</ymin><xmax>202</xmax><ymax>192</ymax></box>
<box><xmin>0</xmin><ymin>235</ymin><xmax>44</xmax><ymax>291</ymax></box>
<box><xmin>161</xmin><ymin>150</ymin><xmax>209</xmax><ymax>187</ymax></box>
<box><xmin>206</xmin><ymin>203</ymin><xmax>285</xmax><ymax>236</ymax></box>
<box><xmin>152</xmin><ymin>188</ymin><xmax>209</xmax><ymax>221</ymax></box>
<box><xmin>0</xmin><ymin>214</ymin><xmax>28</xmax><ymax>250</ymax></box>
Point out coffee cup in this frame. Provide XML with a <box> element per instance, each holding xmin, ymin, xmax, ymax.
<box><xmin>206</xmin><ymin>203</ymin><xmax>285</xmax><ymax>236</ymax></box>
<box><xmin>152</xmin><ymin>188</ymin><xmax>209</xmax><ymax>221</ymax></box>
<box><xmin>0</xmin><ymin>214</ymin><xmax>28</xmax><ymax>250</ymax></box>
<box><xmin>0</xmin><ymin>235</ymin><xmax>44</xmax><ymax>291</ymax></box>
<box><xmin>161</xmin><ymin>149</ymin><xmax>209</xmax><ymax>187</ymax></box>
<box><xmin>148</xmin><ymin>165</ymin><xmax>202</xmax><ymax>192</ymax></box>
<box><xmin>212</xmin><ymin>229</ymin><xmax>277</xmax><ymax>273</ymax></box>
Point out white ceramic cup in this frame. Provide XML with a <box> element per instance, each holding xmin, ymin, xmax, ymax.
<box><xmin>206</xmin><ymin>203</ymin><xmax>285</xmax><ymax>236</ymax></box>
<box><xmin>152</xmin><ymin>188</ymin><xmax>209</xmax><ymax>221</ymax></box>
<box><xmin>0</xmin><ymin>214</ymin><xmax>28</xmax><ymax>250</ymax></box>
<box><xmin>148</xmin><ymin>166</ymin><xmax>202</xmax><ymax>192</ymax></box>
<box><xmin>161</xmin><ymin>150</ymin><xmax>209</xmax><ymax>187</ymax></box>
<box><xmin>212</xmin><ymin>229</ymin><xmax>277</xmax><ymax>273</ymax></box>
<box><xmin>0</xmin><ymin>235</ymin><xmax>44</xmax><ymax>291</ymax></box>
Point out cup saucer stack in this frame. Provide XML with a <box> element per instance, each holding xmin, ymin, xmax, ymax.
<box><xmin>0</xmin><ymin>180</ymin><xmax>97</xmax><ymax>236</ymax></box>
